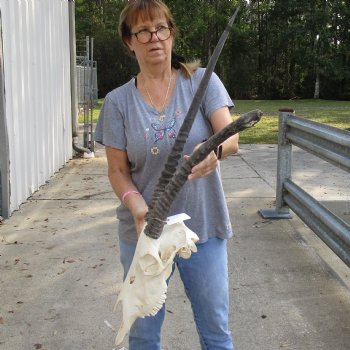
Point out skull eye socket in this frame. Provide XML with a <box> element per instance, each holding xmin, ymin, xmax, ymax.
<box><xmin>158</xmin><ymin>245</ymin><xmax>176</xmax><ymax>262</ymax></box>
<box><xmin>139</xmin><ymin>253</ymin><xmax>163</xmax><ymax>275</ymax></box>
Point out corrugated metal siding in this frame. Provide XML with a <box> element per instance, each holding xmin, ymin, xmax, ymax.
<box><xmin>0</xmin><ymin>9</ymin><xmax>10</xmax><ymax>218</ymax></box>
<box><xmin>0</xmin><ymin>0</ymin><xmax>72</xmax><ymax>214</ymax></box>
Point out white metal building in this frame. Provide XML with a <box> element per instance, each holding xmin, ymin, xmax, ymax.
<box><xmin>0</xmin><ymin>0</ymin><xmax>77</xmax><ymax>218</ymax></box>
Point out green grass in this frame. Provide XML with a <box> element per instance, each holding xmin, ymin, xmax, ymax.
<box><xmin>233</xmin><ymin>99</ymin><xmax>350</xmax><ymax>143</ymax></box>
<box><xmin>78</xmin><ymin>99</ymin><xmax>103</xmax><ymax>124</ymax></box>
<box><xmin>84</xmin><ymin>99</ymin><xmax>350</xmax><ymax>144</ymax></box>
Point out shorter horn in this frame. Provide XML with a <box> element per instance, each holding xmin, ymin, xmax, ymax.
<box><xmin>145</xmin><ymin>109</ymin><xmax>263</xmax><ymax>239</ymax></box>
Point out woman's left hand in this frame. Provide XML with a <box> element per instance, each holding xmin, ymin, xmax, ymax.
<box><xmin>183</xmin><ymin>107</ymin><xmax>239</xmax><ymax>181</ymax></box>
<box><xmin>184</xmin><ymin>149</ymin><xmax>218</xmax><ymax>180</ymax></box>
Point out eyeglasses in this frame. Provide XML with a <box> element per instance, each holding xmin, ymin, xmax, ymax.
<box><xmin>131</xmin><ymin>26</ymin><xmax>172</xmax><ymax>44</ymax></box>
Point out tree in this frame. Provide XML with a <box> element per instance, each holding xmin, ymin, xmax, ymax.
<box><xmin>74</xmin><ymin>0</ymin><xmax>350</xmax><ymax>99</ymax></box>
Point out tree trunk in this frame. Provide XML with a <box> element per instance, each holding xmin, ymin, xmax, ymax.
<box><xmin>314</xmin><ymin>67</ymin><xmax>320</xmax><ymax>99</ymax></box>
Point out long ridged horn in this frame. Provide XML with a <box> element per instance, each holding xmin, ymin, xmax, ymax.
<box><xmin>147</xmin><ymin>7</ymin><xmax>240</xmax><ymax>222</ymax></box>
<box><xmin>145</xmin><ymin>109</ymin><xmax>263</xmax><ymax>238</ymax></box>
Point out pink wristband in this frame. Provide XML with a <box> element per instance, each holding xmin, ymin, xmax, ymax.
<box><xmin>122</xmin><ymin>190</ymin><xmax>141</xmax><ymax>203</ymax></box>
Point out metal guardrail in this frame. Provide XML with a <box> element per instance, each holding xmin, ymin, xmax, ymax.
<box><xmin>259</xmin><ymin>108</ymin><xmax>350</xmax><ymax>267</ymax></box>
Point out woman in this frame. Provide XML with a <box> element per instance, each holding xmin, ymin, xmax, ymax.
<box><xmin>95</xmin><ymin>1</ymin><xmax>239</xmax><ymax>349</ymax></box>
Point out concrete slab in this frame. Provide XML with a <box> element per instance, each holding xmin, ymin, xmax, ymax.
<box><xmin>31</xmin><ymin>153</ymin><xmax>116</xmax><ymax>201</ymax></box>
<box><xmin>0</xmin><ymin>144</ymin><xmax>349</xmax><ymax>350</ymax></box>
<box><xmin>239</xmin><ymin>145</ymin><xmax>350</xmax><ymax>201</ymax></box>
<box><xmin>223</xmin><ymin>177</ymin><xmax>275</xmax><ymax>198</ymax></box>
<box><xmin>227</xmin><ymin>198</ymin><xmax>350</xmax><ymax>350</ymax></box>
<box><xmin>0</xmin><ymin>198</ymin><xmax>121</xmax><ymax>349</ymax></box>
<box><xmin>220</xmin><ymin>155</ymin><xmax>259</xmax><ymax>179</ymax></box>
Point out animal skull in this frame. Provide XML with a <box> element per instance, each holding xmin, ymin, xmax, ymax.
<box><xmin>114</xmin><ymin>220</ymin><xmax>199</xmax><ymax>345</ymax></box>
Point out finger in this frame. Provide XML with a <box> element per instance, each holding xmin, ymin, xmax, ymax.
<box><xmin>191</xmin><ymin>153</ymin><xmax>217</xmax><ymax>173</ymax></box>
<box><xmin>188</xmin><ymin>161</ymin><xmax>218</xmax><ymax>180</ymax></box>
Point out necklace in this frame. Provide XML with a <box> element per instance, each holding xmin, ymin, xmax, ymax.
<box><xmin>143</xmin><ymin>72</ymin><xmax>173</xmax><ymax>122</ymax></box>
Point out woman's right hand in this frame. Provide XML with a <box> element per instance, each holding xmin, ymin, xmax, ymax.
<box><xmin>130</xmin><ymin>200</ymin><xmax>149</xmax><ymax>238</ymax></box>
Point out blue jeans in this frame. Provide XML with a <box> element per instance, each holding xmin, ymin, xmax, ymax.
<box><xmin>119</xmin><ymin>237</ymin><xmax>234</xmax><ymax>350</ymax></box>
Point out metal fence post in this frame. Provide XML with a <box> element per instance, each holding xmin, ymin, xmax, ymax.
<box><xmin>259</xmin><ymin>108</ymin><xmax>294</xmax><ymax>219</ymax></box>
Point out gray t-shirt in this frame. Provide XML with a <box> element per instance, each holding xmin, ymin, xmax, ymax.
<box><xmin>95</xmin><ymin>68</ymin><xmax>234</xmax><ymax>244</ymax></box>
